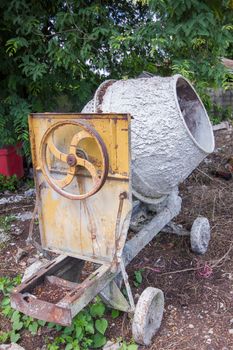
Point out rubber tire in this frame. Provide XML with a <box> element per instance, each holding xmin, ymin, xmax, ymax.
<box><xmin>190</xmin><ymin>217</ymin><xmax>210</xmax><ymax>255</ymax></box>
<box><xmin>132</xmin><ymin>287</ymin><xmax>164</xmax><ymax>345</ymax></box>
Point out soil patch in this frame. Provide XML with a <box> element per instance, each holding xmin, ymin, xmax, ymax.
<box><xmin>32</xmin><ymin>279</ymin><xmax>71</xmax><ymax>304</ymax></box>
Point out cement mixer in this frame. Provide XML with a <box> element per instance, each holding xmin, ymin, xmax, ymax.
<box><xmin>11</xmin><ymin>74</ymin><xmax>214</xmax><ymax>346</ymax></box>
<box><xmin>83</xmin><ymin>74</ymin><xmax>215</xmax><ymax>204</ymax></box>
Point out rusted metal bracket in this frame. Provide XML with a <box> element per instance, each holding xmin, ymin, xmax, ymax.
<box><xmin>12</xmin><ymin>191</ymin><xmax>181</xmax><ymax>326</ymax></box>
<box><xmin>11</xmin><ymin>255</ymin><xmax>113</xmax><ymax>326</ymax></box>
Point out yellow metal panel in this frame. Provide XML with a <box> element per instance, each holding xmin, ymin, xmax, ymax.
<box><xmin>29</xmin><ymin>113</ymin><xmax>132</xmax><ymax>263</ymax></box>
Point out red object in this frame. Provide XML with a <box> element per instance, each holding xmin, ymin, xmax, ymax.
<box><xmin>0</xmin><ymin>144</ymin><xmax>24</xmax><ymax>178</ymax></box>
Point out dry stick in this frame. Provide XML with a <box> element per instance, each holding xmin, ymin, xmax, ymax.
<box><xmin>157</xmin><ymin>242</ymin><xmax>233</xmax><ymax>276</ymax></box>
<box><xmin>210</xmin><ymin>241</ymin><xmax>233</xmax><ymax>268</ymax></box>
<box><xmin>197</xmin><ymin>168</ymin><xmax>229</xmax><ymax>188</ymax></box>
<box><xmin>143</xmin><ymin>266</ymin><xmax>163</xmax><ymax>272</ymax></box>
<box><xmin>212</xmin><ymin>194</ymin><xmax>217</xmax><ymax>222</ymax></box>
<box><xmin>159</xmin><ymin>266</ymin><xmax>201</xmax><ymax>276</ymax></box>
<box><xmin>0</xmin><ymin>204</ymin><xmax>34</xmax><ymax>214</ymax></box>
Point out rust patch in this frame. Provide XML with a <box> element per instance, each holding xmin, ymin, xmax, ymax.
<box><xmin>11</xmin><ymin>292</ymin><xmax>72</xmax><ymax>326</ymax></box>
<box><xmin>95</xmin><ymin>80</ymin><xmax>115</xmax><ymax>113</ymax></box>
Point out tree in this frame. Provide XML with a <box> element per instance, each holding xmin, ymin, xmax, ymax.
<box><xmin>0</xmin><ymin>0</ymin><xmax>149</xmax><ymax>154</ymax></box>
<box><xmin>0</xmin><ymin>0</ymin><xmax>232</xmax><ymax>157</ymax></box>
<box><xmin>112</xmin><ymin>0</ymin><xmax>233</xmax><ymax>91</ymax></box>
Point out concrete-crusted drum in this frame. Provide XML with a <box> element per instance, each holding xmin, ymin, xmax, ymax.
<box><xmin>82</xmin><ymin>75</ymin><xmax>215</xmax><ymax>204</ymax></box>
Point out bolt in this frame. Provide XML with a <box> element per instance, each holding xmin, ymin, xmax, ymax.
<box><xmin>66</xmin><ymin>154</ymin><xmax>77</xmax><ymax>167</ymax></box>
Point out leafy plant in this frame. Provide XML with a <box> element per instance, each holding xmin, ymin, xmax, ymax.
<box><xmin>133</xmin><ymin>269</ymin><xmax>143</xmax><ymax>288</ymax></box>
<box><xmin>0</xmin><ymin>1</ymin><xmax>232</xmax><ymax>159</ymax></box>
<box><xmin>120</xmin><ymin>341</ymin><xmax>138</xmax><ymax>350</ymax></box>
<box><xmin>111</xmin><ymin>309</ymin><xmax>120</xmax><ymax>319</ymax></box>
<box><xmin>25</xmin><ymin>178</ymin><xmax>34</xmax><ymax>189</ymax></box>
<box><xmin>0</xmin><ymin>215</ymin><xmax>16</xmax><ymax>232</ymax></box>
<box><xmin>0</xmin><ymin>0</ymin><xmax>149</xmax><ymax>160</ymax></box>
<box><xmin>0</xmin><ymin>174</ymin><xmax>19</xmax><ymax>192</ymax></box>
<box><xmin>47</xmin><ymin>301</ymin><xmax>108</xmax><ymax>349</ymax></box>
<box><xmin>211</xmin><ymin>104</ymin><xmax>233</xmax><ymax>125</ymax></box>
<box><xmin>0</xmin><ymin>276</ymin><xmax>119</xmax><ymax>349</ymax></box>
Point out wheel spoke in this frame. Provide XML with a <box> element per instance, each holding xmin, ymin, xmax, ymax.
<box><xmin>77</xmin><ymin>157</ymin><xmax>99</xmax><ymax>182</ymax></box>
<box><xmin>53</xmin><ymin>167</ymin><xmax>75</xmax><ymax>189</ymax></box>
<box><xmin>47</xmin><ymin>136</ymin><xmax>67</xmax><ymax>162</ymax></box>
<box><xmin>69</xmin><ymin>130</ymin><xmax>91</xmax><ymax>154</ymax></box>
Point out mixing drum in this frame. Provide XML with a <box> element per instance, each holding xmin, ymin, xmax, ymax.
<box><xmin>82</xmin><ymin>75</ymin><xmax>215</xmax><ymax>204</ymax></box>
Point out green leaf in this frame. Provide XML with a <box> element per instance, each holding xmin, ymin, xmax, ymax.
<box><xmin>10</xmin><ymin>331</ymin><xmax>21</xmax><ymax>343</ymax></box>
<box><xmin>134</xmin><ymin>270</ymin><xmax>143</xmax><ymax>284</ymax></box>
<box><xmin>64</xmin><ymin>335</ymin><xmax>73</xmax><ymax>343</ymax></box>
<box><xmin>95</xmin><ymin>319</ymin><xmax>108</xmax><ymax>335</ymax></box>
<box><xmin>13</xmin><ymin>321</ymin><xmax>23</xmax><ymax>331</ymax></box>
<box><xmin>55</xmin><ymin>324</ymin><xmax>63</xmax><ymax>331</ymax></box>
<box><xmin>38</xmin><ymin>319</ymin><xmax>46</xmax><ymax>326</ymax></box>
<box><xmin>92</xmin><ymin>333</ymin><xmax>107</xmax><ymax>348</ymax></box>
<box><xmin>111</xmin><ymin>309</ymin><xmax>120</xmax><ymax>319</ymax></box>
<box><xmin>28</xmin><ymin>321</ymin><xmax>38</xmax><ymax>335</ymax></box>
<box><xmin>134</xmin><ymin>269</ymin><xmax>143</xmax><ymax>287</ymax></box>
<box><xmin>75</xmin><ymin>326</ymin><xmax>83</xmax><ymax>339</ymax></box>
<box><xmin>47</xmin><ymin>322</ymin><xmax>56</xmax><ymax>328</ymax></box>
<box><xmin>63</xmin><ymin>326</ymin><xmax>73</xmax><ymax>335</ymax></box>
<box><xmin>2</xmin><ymin>305</ymin><xmax>13</xmax><ymax>317</ymax></box>
<box><xmin>11</xmin><ymin>310</ymin><xmax>20</xmax><ymax>322</ymax></box>
<box><xmin>90</xmin><ymin>302</ymin><xmax>105</xmax><ymax>318</ymax></box>
<box><xmin>0</xmin><ymin>332</ymin><xmax>9</xmax><ymax>342</ymax></box>
<box><xmin>127</xmin><ymin>345</ymin><xmax>138</xmax><ymax>350</ymax></box>
<box><xmin>65</xmin><ymin>344</ymin><xmax>73</xmax><ymax>350</ymax></box>
<box><xmin>84</xmin><ymin>322</ymin><xmax>94</xmax><ymax>334</ymax></box>
<box><xmin>1</xmin><ymin>297</ymin><xmax>10</xmax><ymax>306</ymax></box>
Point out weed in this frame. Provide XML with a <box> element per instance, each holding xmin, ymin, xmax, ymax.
<box><xmin>133</xmin><ymin>269</ymin><xmax>144</xmax><ymax>288</ymax></box>
<box><xmin>120</xmin><ymin>341</ymin><xmax>138</xmax><ymax>350</ymax></box>
<box><xmin>0</xmin><ymin>215</ymin><xmax>16</xmax><ymax>232</ymax></box>
<box><xmin>25</xmin><ymin>178</ymin><xmax>34</xmax><ymax>189</ymax></box>
<box><xmin>0</xmin><ymin>174</ymin><xmax>19</xmax><ymax>192</ymax></box>
<box><xmin>0</xmin><ymin>276</ymin><xmax>138</xmax><ymax>349</ymax></box>
<box><xmin>210</xmin><ymin>104</ymin><xmax>233</xmax><ymax>125</ymax></box>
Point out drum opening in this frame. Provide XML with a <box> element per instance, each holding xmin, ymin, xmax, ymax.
<box><xmin>176</xmin><ymin>77</ymin><xmax>214</xmax><ymax>153</ymax></box>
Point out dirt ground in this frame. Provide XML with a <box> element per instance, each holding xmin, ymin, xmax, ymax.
<box><xmin>0</xmin><ymin>127</ymin><xmax>233</xmax><ymax>350</ymax></box>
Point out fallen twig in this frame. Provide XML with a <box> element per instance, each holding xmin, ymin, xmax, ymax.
<box><xmin>197</xmin><ymin>168</ymin><xmax>229</xmax><ymax>188</ymax></box>
<box><xmin>210</xmin><ymin>241</ymin><xmax>233</xmax><ymax>268</ymax></box>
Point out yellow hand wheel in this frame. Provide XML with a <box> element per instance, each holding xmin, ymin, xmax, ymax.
<box><xmin>39</xmin><ymin>120</ymin><xmax>109</xmax><ymax>200</ymax></box>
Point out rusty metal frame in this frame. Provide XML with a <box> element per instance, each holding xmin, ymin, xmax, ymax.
<box><xmin>11</xmin><ymin>112</ymin><xmax>183</xmax><ymax>326</ymax></box>
<box><xmin>11</xmin><ymin>255</ymin><xmax>114</xmax><ymax>326</ymax></box>
<box><xmin>11</xmin><ymin>190</ymin><xmax>181</xmax><ymax>324</ymax></box>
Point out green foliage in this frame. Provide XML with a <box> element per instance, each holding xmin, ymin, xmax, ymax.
<box><xmin>0</xmin><ymin>278</ymin><xmax>44</xmax><ymax>345</ymax></box>
<box><xmin>0</xmin><ymin>215</ymin><xmax>16</xmax><ymax>232</ymax></box>
<box><xmin>111</xmin><ymin>309</ymin><xmax>120</xmax><ymax>319</ymax></box>
<box><xmin>0</xmin><ymin>276</ymin><xmax>124</xmax><ymax>349</ymax></box>
<box><xmin>0</xmin><ymin>174</ymin><xmax>19</xmax><ymax>192</ymax></box>
<box><xmin>25</xmin><ymin>178</ymin><xmax>34</xmax><ymax>189</ymax></box>
<box><xmin>0</xmin><ymin>0</ymin><xmax>149</xmax><ymax>158</ymax></box>
<box><xmin>120</xmin><ymin>342</ymin><xmax>138</xmax><ymax>350</ymax></box>
<box><xmin>43</xmin><ymin>300</ymin><xmax>109</xmax><ymax>349</ymax></box>
<box><xmin>1</xmin><ymin>1</ymin><xmax>232</xmax><ymax>159</ymax></box>
<box><xmin>114</xmin><ymin>0</ymin><xmax>233</xmax><ymax>90</ymax></box>
<box><xmin>211</xmin><ymin>104</ymin><xmax>233</xmax><ymax>124</ymax></box>
<box><xmin>133</xmin><ymin>269</ymin><xmax>143</xmax><ymax>288</ymax></box>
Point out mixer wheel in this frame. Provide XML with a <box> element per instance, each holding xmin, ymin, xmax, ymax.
<box><xmin>132</xmin><ymin>287</ymin><xmax>164</xmax><ymax>345</ymax></box>
<box><xmin>190</xmin><ymin>217</ymin><xmax>210</xmax><ymax>255</ymax></box>
<box><xmin>40</xmin><ymin>120</ymin><xmax>109</xmax><ymax>200</ymax></box>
